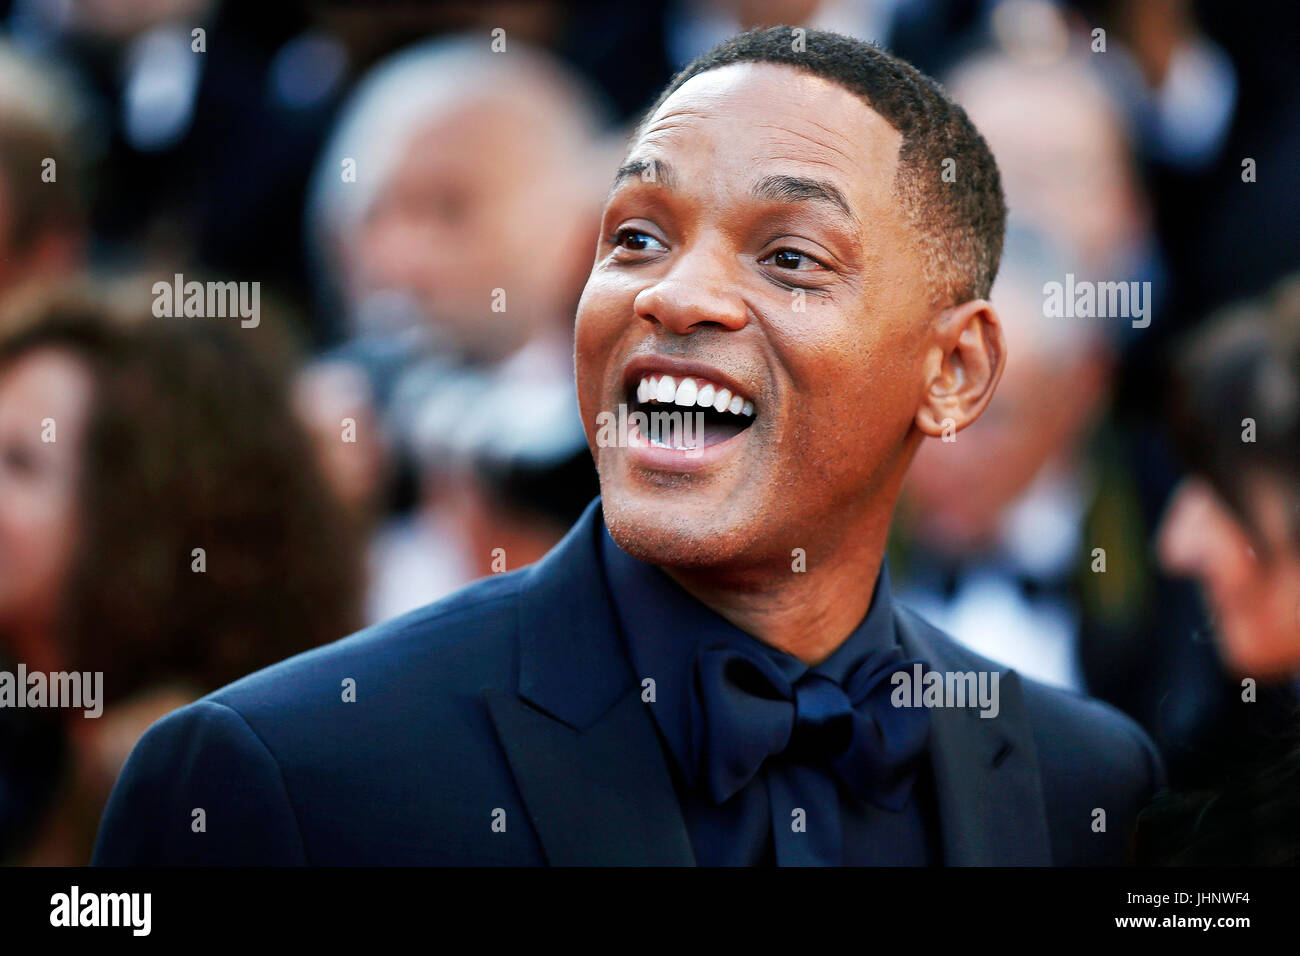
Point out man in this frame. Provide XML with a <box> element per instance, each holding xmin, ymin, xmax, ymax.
<box><xmin>94</xmin><ymin>27</ymin><xmax>1162</xmax><ymax>866</ymax></box>
<box><xmin>0</xmin><ymin>41</ymin><xmax>86</xmax><ymax>304</ymax></box>
<box><xmin>300</xmin><ymin>36</ymin><xmax>606</xmax><ymax>621</ymax></box>
<box><xmin>896</xmin><ymin>239</ymin><xmax>1115</xmax><ymax>693</ymax></box>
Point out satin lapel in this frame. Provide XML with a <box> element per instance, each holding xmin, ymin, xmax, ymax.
<box><xmin>896</xmin><ymin>606</ymin><xmax>1053</xmax><ymax>865</ymax></box>
<box><xmin>486</xmin><ymin>499</ymin><xmax>694</xmax><ymax>865</ymax></box>
<box><xmin>485</xmin><ymin>686</ymin><xmax>695</xmax><ymax>865</ymax></box>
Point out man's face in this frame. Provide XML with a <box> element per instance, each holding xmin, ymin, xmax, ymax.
<box><xmin>1159</xmin><ymin>476</ymin><xmax>1300</xmax><ymax>679</ymax></box>
<box><xmin>904</xmin><ymin>284</ymin><xmax>1109</xmax><ymax>552</ymax></box>
<box><xmin>576</xmin><ymin>62</ymin><xmax>935</xmax><ymax>569</ymax></box>
<box><xmin>357</xmin><ymin>100</ymin><xmax>569</xmax><ymax>361</ymax></box>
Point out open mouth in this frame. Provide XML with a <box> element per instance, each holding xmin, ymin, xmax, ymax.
<box><xmin>626</xmin><ymin>373</ymin><xmax>756</xmax><ymax>449</ymax></box>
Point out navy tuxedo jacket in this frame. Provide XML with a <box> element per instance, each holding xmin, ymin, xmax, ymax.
<box><xmin>93</xmin><ymin>500</ymin><xmax>1163</xmax><ymax>865</ymax></box>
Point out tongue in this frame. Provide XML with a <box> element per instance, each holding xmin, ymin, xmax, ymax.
<box><xmin>700</xmin><ymin>419</ymin><xmax>747</xmax><ymax>447</ymax></box>
<box><xmin>632</xmin><ymin>399</ymin><xmax>753</xmax><ymax>449</ymax></box>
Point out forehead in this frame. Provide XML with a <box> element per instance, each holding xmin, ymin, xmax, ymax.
<box><xmin>384</xmin><ymin>94</ymin><xmax>565</xmax><ymax>207</ymax></box>
<box><xmin>0</xmin><ymin>347</ymin><xmax>94</xmax><ymax>423</ymax></box>
<box><xmin>629</xmin><ymin>62</ymin><xmax>903</xmax><ymax>210</ymax></box>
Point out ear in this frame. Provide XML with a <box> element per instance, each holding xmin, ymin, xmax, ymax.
<box><xmin>915</xmin><ymin>298</ymin><xmax>1006</xmax><ymax>438</ymax></box>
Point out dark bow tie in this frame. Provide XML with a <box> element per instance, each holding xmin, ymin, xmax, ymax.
<box><xmin>690</xmin><ymin>642</ymin><xmax>932</xmax><ymax>807</ymax></box>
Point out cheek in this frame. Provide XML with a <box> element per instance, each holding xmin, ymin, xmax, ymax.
<box><xmin>1219</xmin><ymin>580</ymin><xmax>1300</xmax><ymax>677</ymax></box>
<box><xmin>573</xmin><ymin>285</ymin><xmax>609</xmax><ymax>440</ymax></box>
<box><xmin>774</xmin><ymin>312</ymin><xmax>920</xmax><ymax>455</ymax></box>
<box><xmin>1182</xmin><ymin>536</ymin><xmax>1253</xmax><ymax>620</ymax></box>
<box><xmin>0</xmin><ymin>479</ymin><xmax>79</xmax><ymax>607</ymax></box>
<box><xmin>575</xmin><ymin>270</ymin><xmax>635</xmax><ymax>386</ymax></box>
<box><xmin>1192</xmin><ymin>536</ymin><xmax>1300</xmax><ymax>673</ymax></box>
<box><xmin>1253</xmin><ymin>557</ymin><xmax>1300</xmax><ymax>665</ymax></box>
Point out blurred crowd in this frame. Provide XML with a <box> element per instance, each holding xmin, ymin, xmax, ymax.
<box><xmin>0</xmin><ymin>0</ymin><xmax>1297</xmax><ymax>865</ymax></box>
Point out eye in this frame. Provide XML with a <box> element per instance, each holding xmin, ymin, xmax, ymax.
<box><xmin>611</xmin><ymin>228</ymin><xmax>667</xmax><ymax>253</ymax></box>
<box><xmin>0</xmin><ymin>441</ymin><xmax>37</xmax><ymax>477</ymax></box>
<box><xmin>761</xmin><ymin>248</ymin><xmax>825</xmax><ymax>271</ymax></box>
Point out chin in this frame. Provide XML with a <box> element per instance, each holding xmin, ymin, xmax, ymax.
<box><xmin>1223</xmin><ymin>628</ymin><xmax>1300</xmax><ymax>681</ymax></box>
<box><xmin>601</xmin><ymin>485</ymin><xmax>760</xmax><ymax>570</ymax></box>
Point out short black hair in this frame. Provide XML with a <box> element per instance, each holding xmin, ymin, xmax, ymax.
<box><xmin>643</xmin><ymin>26</ymin><xmax>1006</xmax><ymax>307</ymax></box>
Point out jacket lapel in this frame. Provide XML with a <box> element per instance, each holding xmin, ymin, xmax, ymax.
<box><xmin>486</xmin><ymin>498</ymin><xmax>1052</xmax><ymax>865</ymax></box>
<box><xmin>896</xmin><ymin>606</ymin><xmax>1053</xmax><ymax>865</ymax></box>
<box><xmin>485</xmin><ymin>500</ymin><xmax>695</xmax><ymax>865</ymax></box>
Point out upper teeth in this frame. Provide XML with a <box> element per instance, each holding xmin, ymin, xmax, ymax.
<box><xmin>635</xmin><ymin>374</ymin><xmax>755</xmax><ymax>417</ymax></box>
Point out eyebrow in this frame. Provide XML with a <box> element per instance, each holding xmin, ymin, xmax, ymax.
<box><xmin>751</xmin><ymin>174</ymin><xmax>858</xmax><ymax>225</ymax></box>
<box><xmin>611</xmin><ymin>158</ymin><xmax>676</xmax><ymax>193</ymax></box>
<box><xmin>609</xmin><ymin>161</ymin><xmax>859</xmax><ymax>227</ymax></box>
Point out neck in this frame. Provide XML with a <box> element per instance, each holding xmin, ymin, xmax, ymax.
<box><xmin>664</xmin><ymin>508</ymin><xmax>894</xmax><ymax>666</ymax></box>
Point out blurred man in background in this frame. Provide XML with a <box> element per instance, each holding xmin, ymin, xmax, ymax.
<box><xmin>946</xmin><ymin>45</ymin><xmax>1159</xmax><ymax>329</ymax></box>
<box><xmin>895</xmin><ymin>23</ymin><xmax>1297</xmax><ymax>789</ymax></box>
<box><xmin>302</xmin><ymin>35</ymin><xmax>607</xmax><ymax>621</ymax></box>
<box><xmin>896</xmin><ymin>236</ymin><xmax>1115</xmax><ymax>693</ymax></box>
<box><xmin>0</xmin><ymin>40</ymin><xmax>86</xmax><ymax>302</ymax></box>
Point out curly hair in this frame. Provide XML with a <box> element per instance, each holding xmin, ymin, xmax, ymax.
<box><xmin>0</xmin><ymin>291</ymin><xmax>364</xmax><ymax>707</ymax></box>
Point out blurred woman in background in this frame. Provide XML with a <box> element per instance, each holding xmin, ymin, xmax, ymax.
<box><xmin>0</xmin><ymin>288</ymin><xmax>363</xmax><ymax>863</ymax></box>
<box><xmin>1138</xmin><ymin>275</ymin><xmax>1300</xmax><ymax>864</ymax></box>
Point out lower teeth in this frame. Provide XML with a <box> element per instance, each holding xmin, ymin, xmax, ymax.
<box><xmin>631</xmin><ymin>400</ymin><xmax>752</xmax><ymax>448</ymax></box>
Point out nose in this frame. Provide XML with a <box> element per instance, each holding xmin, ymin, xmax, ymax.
<box><xmin>632</xmin><ymin>259</ymin><xmax>749</xmax><ymax>335</ymax></box>
<box><xmin>1156</xmin><ymin>479</ymin><xmax>1214</xmax><ymax>577</ymax></box>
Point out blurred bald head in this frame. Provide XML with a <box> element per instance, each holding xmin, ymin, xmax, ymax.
<box><xmin>310</xmin><ymin>35</ymin><xmax>609</xmax><ymax>361</ymax></box>
<box><xmin>904</xmin><ymin>233</ymin><xmax>1113</xmax><ymax>551</ymax></box>
<box><xmin>948</xmin><ymin>53</ymin><xmax>1148</xmax><ymax>278</ymax></box>
<box><xmin>0</xmin><ymin>41</ymin><xmax>86</xmax><ymax>300</ymax></box>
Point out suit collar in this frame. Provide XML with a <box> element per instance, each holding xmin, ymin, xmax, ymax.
<box><xmin>498</xmin><ymin>497</ymin><xmax>1051</xmax><ymax>865</ymax></box>
<box><xmin>513</xmin><ymin>498</ymin><xmax>636</xmax><ymax>729</ymax></box>
<box><xmin>491</xmin><ymin>498</ymin><xmax>696</xmax><ymax>863</ymax></box>
<box><xmin>895</xmin><ymin>607</ymin><xmax>1053</xmax><ymax>865</ymax></box>
<box><xmin>601</xmin><ymin>524</ymin><xmax>904</xmax><ymax>792</ymax></box>
<box><xmin>484</xmin><ymin>685</ymin><xmax>696</xmax><ymax>865</ymax></box>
